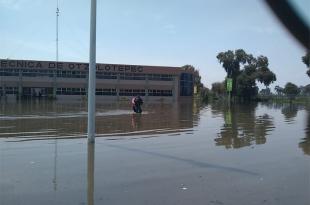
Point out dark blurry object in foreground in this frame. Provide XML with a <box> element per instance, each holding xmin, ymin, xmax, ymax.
<box><xmin>264</xmin><ymin>0</ymin><xmax>310</xmax><ymax>50</ymax></box>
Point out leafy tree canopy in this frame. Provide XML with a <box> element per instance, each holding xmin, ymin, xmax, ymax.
<box><xmin>302</xmin><ymin>52</ymin><xmax>310</xmax><ymax>77</ymax></box>
<box><xmin>275</xmin><ymin>85</ymin><xmax>284</xmax><ymax>95</ymax></box>
<box><xmin>211</xmin><ymin>81</ymin><xmax>225</xmax><ymax>95</ymax></box>
<box><xmin>216</xmin><ymin>49</ymin><xmax>277</xmax><ymax>99</ymax></box>
<box><xmin>302</xmin><ymin>52</ymin><xmax>309</xmax><ymax>67</ymax></box>
<box><xmin>284</xmin><ymin>82</ymin><xmax>300</xmax><ymax>100</ymax></box>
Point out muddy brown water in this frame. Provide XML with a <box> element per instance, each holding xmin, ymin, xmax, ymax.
<box><xmin>0</xmin><ymin>100</ymin><xmax>309</xmax><ymax>205</ymax></box>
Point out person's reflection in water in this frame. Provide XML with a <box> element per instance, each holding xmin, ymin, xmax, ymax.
<box><xmin>88</xmin><ymin>143</ymin><xmax>95</xmax><ymax>205</ymax></box>
<box><xmin>213</xmin><ymin>103</ymin><xmax>274</xmax><ymax>149</ymax></box>
<box><xmin>131</xmin><ymin>113</ymin><xmax>142</xmax><ymax>129</ymax></box>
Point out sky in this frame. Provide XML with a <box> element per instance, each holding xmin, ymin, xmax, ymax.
<box><xmin>0</xmin><ymin>0</ymin><xmax>309</xmax><ymax>89</ymax></box>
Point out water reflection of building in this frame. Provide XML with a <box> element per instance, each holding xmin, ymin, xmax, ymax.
<box><xmin>95</xmin><ymin>102</ymin><xmax>198</xmax><ymax>137</ymax></box>
<box><xmin>0</xmin><ymin>101</ymin><xmax>201</xmax><ymax>141</ymax></box>
<box><xmin>213</xmin><ymin>103</ymin><xmax>275</xmax><ymax>149</ymax></box>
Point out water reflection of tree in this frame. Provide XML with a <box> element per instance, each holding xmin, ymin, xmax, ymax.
<box><xmin>281</xmin><ymin>105</ymin><xmax>298</xmax><ymax>122</ymax></box>
<box><xmin>299</xmin><ymin>107</ymin><xmax>310</xmax><ymax>155</ymax></box>
<box><xmin>213</xmin><ymin>103</ymin><xmax>275</xmax><ymax>149</ymax></box>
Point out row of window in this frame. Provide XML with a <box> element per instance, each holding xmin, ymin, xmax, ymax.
<box><xmin>0</xmin><ymin>69</ymin><xmax>174</xmax><ymax>81</ymax></box>
<box><xmin>119</xmin><ymin>89</ymin><xmax>146</xmax><ymax>96</ymax></box>
<box><xmin>0</xmin><ymin>87</ymin><xmax>174</xmax><ymax>97</ymax></box>
<box><xmin>96</xmin><ymin>88</ymin><xmax>117</xmax><ymax>96</ymax></box>
<box><xmin>56</xmin><ymin>88</ymin><xmax>172</xmax><ymax>96</ymax></box>
<box><xmin>0</xmin><ymin>87</ymin><xmax>18</xmax><ymax>95</ymax></box>
<box><xmin>56</xmin><ymin>88</ymin><xmax>86</xmax><ymax>95</ymax></box>
<box><xmin>148</xmin><ymin>89</ymin><xmax>173</xmax><ymax>96</ymax></box>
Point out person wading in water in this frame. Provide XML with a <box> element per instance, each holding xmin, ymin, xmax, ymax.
<box><xmin>131</xmin><ymin>96</ymin><xmax>143</xmax><ymax>113</ymax></box>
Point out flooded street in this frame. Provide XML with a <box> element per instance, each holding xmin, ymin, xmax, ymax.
<box><xmin>0</xmin><ymin>100</ymin><xmax>309</xmax><ymax>205</ymax></box>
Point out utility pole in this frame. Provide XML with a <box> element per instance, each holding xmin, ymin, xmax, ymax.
<box><xmin>53</xmin><ymin>0</ymin><xmax>60</xmax><ymax>99</ymax></box>
<box><xmin>87</xmin><ymin>0</ymin><xmax>97</xmax><ymax>143</ymax></box>
<box><xmin>56</xmin><ymin>0</ymin><xmax>59</xmax><ymax>64</ymax></box>
<box><xmin>53</xmin><ymin>0</ymin><xmax>60</xmax><ymax>194</ymax></box>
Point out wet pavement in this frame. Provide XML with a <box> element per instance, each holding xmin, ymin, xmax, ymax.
<box><xmin>0</xmin><ymin>100</ymin><xmax>309</xmax><ymax>205</ymax></box>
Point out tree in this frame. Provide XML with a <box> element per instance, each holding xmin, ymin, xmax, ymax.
<box><xmin>256</xmin><ymin>56</ymin><xmax>276</xmax><ymax>88</ymax></box>
<box><xmin>275</xmin><ymin>85</ymin><xmax>284</xmax><ymax>95</ymax></box>
<box><xmin>200</xmin><ymin>86</ymin><xmax>211</xmax><ymax>101</ymax></box>
<box><xmin>193</xmin><ymin>70</ymin><xmax>203</xmax><ymax>94</ymax></box>
<box><xmin>216</xmin><ymin>49</ymin><xmax>248</xmax><ymax>96</ymax></box>
<box><xmin>300</xmin><ymin>84</ymin><xmax>310</xmax><ymax>96</ymax></box>
<box><xmin>302</xmin><ymin>52</ymin><xmax>310</xmax><ymax>77</ymax></box>
<box><xmin>211</xmin><ymin>81</ymin><xmax>225</xmax><ymax>97</ymax></box>
<box><xmin>283</xmin><ymin>82</ymin><xmax>300</xmax><ymax>102</ymax></box>
<box><xmin>236</xmin><ymin>64</ymin><xmax>258</xmax><ymax>100</ymax></box>
<box><xmin>216</xmin><ymin>49</ymin><xmax>277</xmax><ymax>100</ymax></box>
<box><xmin>259</xmin><ymin>88</ymin><xmax>271</xmax><ymax>96</ymax></box>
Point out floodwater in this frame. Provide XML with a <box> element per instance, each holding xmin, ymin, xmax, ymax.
<box><xmin>0</xmin><ymin>100</ymin><xmax>309</xmax><ymax>205</ymax></box>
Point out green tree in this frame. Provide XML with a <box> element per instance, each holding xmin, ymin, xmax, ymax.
<box><xmin>216</xmin><ymin>49</ymin><xmax>248</xmax><ymax>96</ymax></box>
<box><xmin>259</xmin><ymin>88</ymin><xmax>271</xmax><ymax>96</ymax></box>
<box><xmin>256</xmin><ymin>56</ymin><xmax>276</xmax><ymax>88</ymax></box>
<box><xmin>302</xmin><ymin>52</ymin><xmax>310</xmax><ymax>77</ymax></box>
<box><xmin>283</xmin><ymin>82</ymin><xmax>300</xmax><ymax>102</ymax></box>
<box><xmin>211</xmin><ymin>81</ymin><xmax>225</xmax><ymax>97</ymax></box>
<box><xmin>300</xmin><ymin>84</ymin><xmax>310</xmax><ymax>95</ymax></box>
<box><xmin>236</xmin><ymin>64</ymin><xmax>258</xmax><ymax>100</ymax></box>
<box><xmin>216</xmin><ymin>49</ymin><xmax>276</xmax><ymax>100</ymax></box>
<box><xmin>275</xmin><ymin>85</ymin><xmax>284</xmax><ymax>95</ymax></box>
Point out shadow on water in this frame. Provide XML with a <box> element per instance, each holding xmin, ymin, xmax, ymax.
<box><xmin>212</xmin><ymin>102</ymin><xmax>275</xmax><ymax>149</ymax></box>
<box><xmin>104</xmin><ymin>143</ymin><xmax>259</xmax><ymax>176</ymax></box>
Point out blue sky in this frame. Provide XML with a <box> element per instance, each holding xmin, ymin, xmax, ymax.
<box><xmin>0</xmin><ymin>0</ymin><xmax>309</xmax><ymax>89</ymax></box>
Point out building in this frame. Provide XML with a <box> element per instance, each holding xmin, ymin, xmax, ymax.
<box><xmin>0</xmin><ymin>59</ymin><xmax>194</xmax><ymax>102</ymax></box>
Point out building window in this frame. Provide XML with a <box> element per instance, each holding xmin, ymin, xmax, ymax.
<box><xmin>148</xmin><ymin>89</ymin><xmax>172</xmax><ymax>96</ymax></box>
<box><xmin>119</xmin><ymin>89</ymin><xmax>145</xmax><ymax>96</ymax></box>
<box><xmin>96</xmin><ymin>72</ymin><xmax>117</xmax><ymax>79</ymax></box>
<box><xmin>4</xmin><ymin>87</ymin><xmax>18</xmax><ymax>94</ymax></box>
<box><xmin>57</xmin><ymin>70</ymin><xmax>86</xmax><ymax>78</ymax></box>
<box><xmin>148</xmin><ymin>74</ymin><xmax>173</xmax><ymax>81</ymax></box>
<box><xmin>119</xmin><ymin>73</ymin><xmax>146</xmax><ymax>80</ymax></box>
<box><xmin>56</xmin><ymin>88</ymin><xmax>86</xmax><ymax>95</ymax></box>
<box><xmin>180</xmin><ymin>73</ymin><xmax>193</xmax><ymax>96</ymax></box>
<box><xmin>0</xmin><ymin>69</ymin><xmax>19</xmax><ymax>76</ymax></box>
<box><xmin>96</xmin><ymin>88</ymin><xmax>117</xmax><ymax>95</ymax></box>
<box><xmin>22</xmin><ymin>69</ymin><xmax>54</xmax><ymax>77</ymax></box>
